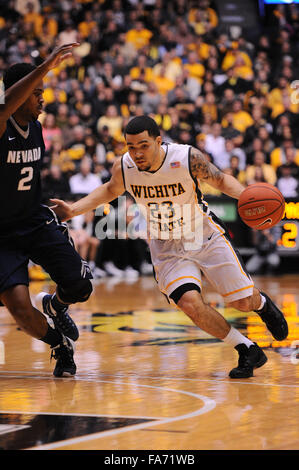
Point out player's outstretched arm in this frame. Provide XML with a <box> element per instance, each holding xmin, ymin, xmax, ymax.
<box><xmin>189</xmin><ymin>146</ymin><xmax>245</xmax><ymax>199</ymax></box>
<box><xmin>51</xmin><ymin>158</ymin><xmax>125</xmax><ymax>221</ymax></box>
<box><xmin>0</xmin><ymin>43</ymin><xmax>79</xmax><ymax>137</ymax></box>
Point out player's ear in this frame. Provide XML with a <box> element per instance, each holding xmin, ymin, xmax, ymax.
<box><xmin>156</xmin><ymin>135</ymin><xmax>162</xmax><ymax>146</ymax></box>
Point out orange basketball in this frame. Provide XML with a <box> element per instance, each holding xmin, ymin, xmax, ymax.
<box><xmin>238</xmin><ymin>183</ymin><xmax>285</xmax><ymax>230</ymax></box>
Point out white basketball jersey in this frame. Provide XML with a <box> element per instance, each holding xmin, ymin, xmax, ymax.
<box><xmin>121</xmin><ymin>142</ymin><xmax>210</xmax><ymax>241</ymax></box>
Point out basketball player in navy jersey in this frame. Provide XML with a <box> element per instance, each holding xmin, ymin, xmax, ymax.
<box><xmin>51</xmin><ymin>115</ymin><xmax>288</xmax><ymax>379</ymax></box>
<box><xmin>0</xmin><ymin>43</ymin><xmax>93</xmax><ymax>377</ymax></box>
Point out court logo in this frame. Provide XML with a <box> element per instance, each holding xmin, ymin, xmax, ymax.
<box><xmin>88</xmin><ymin>309</ymin><xmax>220</xmax><ymax>346</ymax></box>
<box><xmin>0</xmin><ymin>412</ymin><xmax>151</xmax><ymax>449</ymax></box>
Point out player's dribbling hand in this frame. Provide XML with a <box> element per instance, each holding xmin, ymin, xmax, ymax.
<box><xmin>49</xmin><ymin>198</ymin><xmax>74</xmax><ymax>222</ymax></box>
<box><xmin>45</xmin><ymin>43</ymin><xmax>80</xmax><ymax>70</ymax></box>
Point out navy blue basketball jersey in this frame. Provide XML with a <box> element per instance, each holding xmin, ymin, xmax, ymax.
<box><xmin>0</xmin><ymin>116</ymin><xmax>45</xmax><ymax>231</ymax></box>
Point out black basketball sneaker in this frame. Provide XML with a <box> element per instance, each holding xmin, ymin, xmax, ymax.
<box><xmin>229</xmin><ymin>343</ymin><xmax>268</xmax><ymax>379</ymax></box>
<box><xmin>51</xmin><ymin>335</ymin><xmax>76</xmax><ymax>377</ymax></box>
<box><xmin>35</xmin><ymin>292</ymin><xmax>79</xmax><ymax>341</ymax></box>
<box><xmin>255</xmin><ymin>292</ymin><xmax>288</xmax><ymax>341</ymax></box>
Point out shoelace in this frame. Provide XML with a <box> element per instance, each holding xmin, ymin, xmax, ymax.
<box><xmin>50</xmin><ymin>341</ymin><xmax>74</xmax><ymax>365</ymax></box>
<box><xmin>55</xmin><ymin>312</ymin><xmax>74</xmax><ymax>329</ymax></box>
<box><xmin>237</xmin><ymin>346</ymin><xmax>254</xmax><ymax>368</ymax></box>
<box><xmin>50</xmin><ymin>343</ymin><xmax>60</xmax><ymax>361</ymax></box>
<box><xmin>238</xmin><ymin>354</ymin><xmax>250</xmax><ymax>368</ymax></box>
<box><xmin>45</xmin><ymin>300</ymin><xmax>74</xmax><ymax>329</ymax></box>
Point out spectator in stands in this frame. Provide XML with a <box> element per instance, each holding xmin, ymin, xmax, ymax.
<box><xmin>222</xmin><ymin>99</ymin><xmax>254</xmax><ymax>134</ymax></box>
<box><xmin>125</xmin><ymin>20</ymin><xmax>153</xmax><ymax>51</ymax></box>
<box><xmin>151</xmin><ymin>64</ymin><xmax>176</xmax><ymax>97</ymax></box>
<box><xmin>183</xmin><ymin>51</ymin><xmax>205</xmax><ymax>86</ymax></box>
<box><xmin>140</xmin><ymin>82</ymin><xmax>161</xmax><ymax>115</ymax></box>
<box><xmin>130</xmin><ymin>54</ymin><xmax>153</xmax><ymax>84</ymax></box>
<box><xmin>55</xmin><ymin>103</ymin><xmax>70</xmax><ymax>131</ymax></box>
<box><xmin>204</xmin><ymin>122</ymin><xmax>226</xmax><ymax>169</ymax></box>
<box><xmin>222</xmin><ymin>42</ymin><xmax>253</xmax><ymax>77</ymax></box>
<box><xmin>152</xmin><ymin>51</ymin><xmax>182</xmax><ymax>83</ymax></box>
<box><xmin>223</xmin><ymin>155</ymin><xmax>246</xmax><ymax>185</ymax></box>
<box><xmin>257</xmin><ymin>126</ymin><xmax>275</xmax><ymax>159</ymax></box>
<box><xmin>195</xmin><ymin>133</ymin><xmax>212</xmax><ymax>159</ymax></box>
<box><xmin>221</xmin><ymin>138</ymin><xmax>246</xmax><ymax>171</ymax></box>
<box><xmin>273</xmin><ymin>113</ymin><xmax>297</xmax><ymax>146</ymax></box>
<box><xmin>58</xmin><ymin>20</ymin><xmax>78</xmax><ymax>46</ymax></box>
<box><xmin>277</xmin><ymin>165</ymin><xmax>298</xmax><ymax>198</ymax></box>
<box><xmin>78</xmin><ymin>10</ymin><xmax>97</xmax><ymax>39</ymax></box>
<box><xmin>22</xmin><ymin>1</ymin><xmax>42</xmax><ymax>34</ymax></box>
<box><xmin>187</xmin><ymin>0</ymin><xmax>218</xmax><ymax>35</ymax></box>
<box><xmin>95</xmin><ymin>126</ymin><xmax>114</xmax><ymax>164</ymax></box>
<box><xmin>42</xmin><ymin>113</ymin><xmax>62</xmax><ymax>152</ymax></box>
<box><xmin>267</xmin><ymin>76</ymin><xmax>298</xmax><ymax>120</ymax></box>
<box><xmin>202</xmin><ymin>92</ymin><xmax>219</xmax><ymax>123</ymax></box>
<box><xmin>42</xmin><ymin>164</ymin><xmax>71</xmax><ymax>201</ymax></box>
<box><xmin>217</xmin><ymin>66</ymin><xmax>251</xmax><ymax>97</ymax></box>
<box><xmin>246</xmin><ymin>229</ymin><xmax>280</xmax><ymax>275</ymax></box>
<box><xmin>218</xmin><ymin>88</ymin><xmax>235</xmax><ymax>118</ymax></box>
<box><xmin>276</xmin><ymin>147</ymin><xmax>299</xmax><ymax>179</ymax></box>
<box><xmin>246</xmin><ymin>137</ymin><xmax>265</xmax><ymax>166</ymax></box>
<box><xmin>154</xmin><ymin>103</ymin><xmax>172</xmax><ymax>134</ymax></box>
<box><xmin>245</xmin><ymin>151</ymin><xmax>277</xmax><ymax>186</ymax></box>
<box><xmin>270</xmin><ymin>138</ymin><xmax>299</xmax><ymax>169</ymax></box>
<box><xmin>69</xmin><ymin>156</ymin><xmax>101</xmax><ymax>196</ymax></box>
<box><xmin>96</xmin><ymin>104</ymin><xmax>123</xmax><ymax>139</ymax></box>
<box><xmin>244</xmin><ymin>106</ymin><xmax>273</xmax><ymax>147</ymax></box>
<box><xmin>67</xmin><ymin>124</ymin><xmax>88</xmax><ymax>167</ymax></box>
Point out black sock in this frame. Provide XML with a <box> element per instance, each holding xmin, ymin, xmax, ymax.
<box><xmin>51</xmin><ymin>293</ymin><xmax>68</xmax><ymax>312</ymax></box>
<box><xmin>40</xmin><ymin>324</ymin><xmax>63</xmax><ymax>347</ymax></box>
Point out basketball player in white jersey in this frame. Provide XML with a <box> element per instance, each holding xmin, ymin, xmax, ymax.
<box><xmin>51</xmin><ymin>116</ymin><xmax>288</xmax><ymax>378</ymax></box>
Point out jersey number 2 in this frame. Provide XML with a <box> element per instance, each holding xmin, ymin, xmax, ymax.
<box><xmin>18</xmin><ymin>167</ymin><xmax>33</xmax><ymax>191</ymax></box>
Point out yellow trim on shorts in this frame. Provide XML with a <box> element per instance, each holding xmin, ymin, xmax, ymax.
<box><xmin>222</xmin><ymin>284</ymin><xmax>254</xmax><ymax>298</ymax></box>
<box><xmin>166</xmin><ymin>276</ymin><xmax>202</xmax><ymax>291</ymax></box>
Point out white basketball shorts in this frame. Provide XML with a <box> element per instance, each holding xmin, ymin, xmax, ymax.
<box><xmin>149</xmin><ymin>211</ymin><xmax>254</xmax><ymax>304</ymax></box>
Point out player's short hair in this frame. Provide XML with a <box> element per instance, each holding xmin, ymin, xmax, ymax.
<box><xmin>3</xmin><ymin>63</ymin><xmax>36</xmax><ymax>90</ymax></box>
<box><xmin>124</xmin><ymin>115</ymin><xmax>160</xmax><ymax>138</ymax></box>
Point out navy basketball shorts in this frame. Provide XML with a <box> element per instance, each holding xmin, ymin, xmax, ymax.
<box><xmin>0</xmin><ymin>217</ymin><xmax>93</xmax><ymax>298</ymax></box>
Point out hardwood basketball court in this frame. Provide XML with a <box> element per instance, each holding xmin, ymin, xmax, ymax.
<box><xmin>0</xmin><ymin>274</ymin><xmax>298</xmax><ymax>450</ymax></box>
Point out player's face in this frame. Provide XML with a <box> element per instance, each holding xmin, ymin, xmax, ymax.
<box><xmin>126</xmin><ymin>131</ymin><xmax>162</xmax><ymax>171</ymax></box>
<box><xmin>20</xmin><ymin>81</ymin><xmax>44</xmax><ymax>121</ymax></box>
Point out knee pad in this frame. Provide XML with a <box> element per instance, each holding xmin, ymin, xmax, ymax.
<box><xmin>57</xmin><ymin>279</ymin><xmax>93</xmax><ymax>304</ymax></box>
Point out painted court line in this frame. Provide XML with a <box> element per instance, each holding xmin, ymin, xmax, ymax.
<box><xmin>5</xmin><ymin>379</ymin><xmax>215</xmax><ymax>450</ymax></box>
<box><xmin>0</xmin><ymin>370</ymin><xmax>298</xmax><ymax>388</ymax></box>
<box><xmin>0</xmin><ymin>409</ymin><xmax>161</xmax><ymax>420</ymax></box>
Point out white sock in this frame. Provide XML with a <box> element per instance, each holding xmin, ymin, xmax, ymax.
<box><xmin>256</xmin><ymin>294</ymin><xmax>266</xmax><ymax>311</ymax></box>
<box><xmin>223</xmin><ymin>327</ymin><xmax>254</xmax><ymax>348</ymax></box>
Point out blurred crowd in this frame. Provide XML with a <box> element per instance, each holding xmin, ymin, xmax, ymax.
<box><xmin>1</xmin><ymin>0</ymin><xmax>299</xmax><ymax>278</ymax></box>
